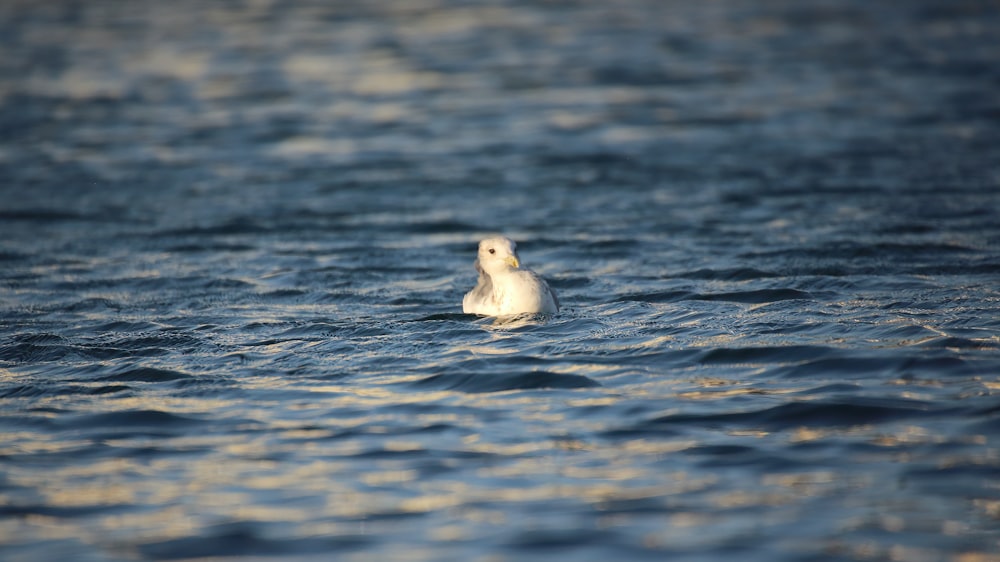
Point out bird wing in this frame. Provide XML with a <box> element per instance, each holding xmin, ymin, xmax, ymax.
<box><xmin>462</xmin><ymin>260</ymin><xmax>496</xmax><ymax>314</ymax></box>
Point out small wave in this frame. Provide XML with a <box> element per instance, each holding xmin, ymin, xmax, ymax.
<box><xmin>684</xmin><ymin>444</ymin><xmax>758</xmax><ymax>456</ymax></box>
<box><xmin>0</xmin><ymin>503</ymin><xmax>129</xmax><ymax>518</ymax></box>
<box><xmin>61</xmin><ymin>409</ymin><xmax>203</xmax><ymax>429</ymax></box>
<box><xmin>549</xmin><ymin>276</ymin><xmax>591</xmax><ymax>291</ymax></box>
<box><xmin>0</xmin><ymin>342</ymin><xmax>74</xmax><ymax>364</ymax></box>
<box><xmin>0</xmin><ymin>383</ymin><xmax>131</xmax><ymax>398</ymax></box>
<box><xmin>395</xmin><ymin>219</ymin><xmax>480</xmax><ymax>234</ymax></box>
<box><xmin>92</xmin><ymin>321</ymin><xmax>165</xmax><ymax>332</ymax></box>
<box><xmin>138</xmin><ymin>522</ymin><xmax>371</xmax><ymax>560</ymax></box>
<box><xmin>674</xmin><ymin>268</ymin><xmax>782</xmax><ymax>281</ymax></box>
<box><xmin>0</xmin><ymin>250</ymin><xmax>30</xmax><ymax>262</ymax></box>
<box><xmin>910</xmin><ymin>262</ymin><xmax>1000</xmax><ymax>276</ymax></box>
<box><xmin>113</xmin><ymin>332</ymin><xmax>199</xmax><ymax>352</ymax></box>
<box><xmin>269</xmin><ymin>321</ymin><xmax>350</xmax><ymax>338</ymax></box>
<box><xmin>0</xmin><ymin>333</ymin><xmax>70</xmax><ymax>363</ymax></box>
<box><xmin>581</xmin><ymin>238</ymin><xmax>640</xmax><ymax>251</ymax></box>
<box><xmin>699</xmin><ymin>345</ymin><xmax>835</xmax><ymax>365</ymax></box>
<box><xmin>614</xmin><ymin>290</ymin><xmax>692</xmax><ymax>304</ymax></box>
<box><xmin>918</xmin><ymin>336</ymin><xmax>999</xmax><ymax>350</ymax></box>
<box><xmin>290</xmin><ymin>421</ymin><xmax>461</xmax><ymax>443</ymax></box>
<box><xmin>506</xmin><ymin>527</ymin><xmax>622</xmax><ymax>550</ymax></box>
<box><xmin>411</xmin><ymin>371</ymin><xmax>601</xmax><ymax>393</ymax></box>
<box><xmin>615</xmin><ymin>288</ymin><xmax>813</xmax><ymax>304</ymax></box>
<box><xmin>10</xmin><ymin>333</ymin><xmax>66</xmax><ymax>344</ymax></box>
<box><xmin>533</xmin><ymin>151</ymin><xmax>637</xmax><ymax>168</ymax></box>
<box><xmin>771</xmin><ymin>355</ymin><xmax>977</xmax><ymax>379</ymax></box>
<box><xmin>158</xmin><ymin>219</ymin><xmax>272</xmax><ymax>237</ymax></box>
<box><xmin>166</xmin><ymin>243</ymin><xmax>256</xmax><ymax>253</ymax></box>
<box><xmin>97</xmin><ymin>367</ymin><xmax>193</xmax><ymax>383</ymax></box>
<box><xmin>0</xmin><ymin>209</ymin><xmax>94</xmax><ymax>222</ymax></box>
<box><xmin>89</xmin><ymin>384</ymin><xmax>132</xmax><ymax>395</ymax></box>
<box><xmin>741</xmin><ymin>241</ymin><xmax>979</xmax><ymax>261</ymax></box>
<box><xmin>411</xmin><ymin>312</ymin><xmax>472</xmax><ymax>321</ymax></box>
<box><xmin>627</xmin><ymin>397</ymin><xmax>938</xmax><ymax>433</ymax></box>
<box><xmin>681</xmin><ymin>444</ymin><xmax>801</xmax><ymax>470</ymax></box>
<box><xmin>258</xmin><ymin>289</ymin><xmax>309</xmax><ymax>300</ymax></box>
<box><xmin>965</xmin><ymin>404</ymin><xmax>1000</xmax><ymax>433</ymax></box>
<box><xmin>204</xmin><ymin>278</ymin><xmax>256</xmax><ymax>290</ymax></box>
<box><xmin>690</xmin><ymin>288</ymin><xmax>814</xmax><ymax>303</ymax></box>
<box><xmin>0</xmin><ymin>384</ymin><xmax>52</xmax><ymax>398</ymax></box>
<box><xmin>65</xmin><ymin>298</ymin><xmax>124</xmax><ymax>312</ymax></box>
<box><xmin>903</xmin><ymin>462</ymin><xmax>1000</xmax><ymax>497</ymax></box>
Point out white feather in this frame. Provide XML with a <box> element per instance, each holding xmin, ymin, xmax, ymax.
<box><xmin>462</xmin><ymin>236</ymin><xmax>559</xmax><ymax>316</ymax></box>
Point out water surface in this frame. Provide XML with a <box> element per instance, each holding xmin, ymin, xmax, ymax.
<box><xmin>2</xmin><ymin>1</ymin><xmax>999</xmax><ymax>560</ymax></box>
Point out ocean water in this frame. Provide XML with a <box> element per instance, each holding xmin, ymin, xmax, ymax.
<box><xmin>2</xmin><ymin>1</ymin><xmax>999</xmax><ymax>560</ymax></box>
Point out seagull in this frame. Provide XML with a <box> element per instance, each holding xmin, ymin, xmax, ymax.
<box><xmin>462</xmin><ymin>236</ymin><xmax>559</xmax><ymax>316</ymax></box>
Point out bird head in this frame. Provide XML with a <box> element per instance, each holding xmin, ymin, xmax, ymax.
<box><xmin>477</xmin><ymin>236</ymin><xmax>521</xmax><ymax>274</ymax></box>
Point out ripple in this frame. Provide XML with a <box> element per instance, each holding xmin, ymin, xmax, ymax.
<box><xmin>690</xmin><ymin>288</ymin><xmax>815</xmax><ymax>303</ymax></box>
<box><xmin>674</xmin><ymin>268</ymin><xmax>783</xmax><ymax>281</ymax></box>
<box><xmin>698</xmin><ymin>345</ymin><xmax>836</xmax><ymax>364</ymax></box>
<box><xmin>0</xmin><ymin>503</ymin><xmax>131</xmax><ymax>518</ymax></box>
<box><xmin>60</xmin><ymin>409</ymin><xmax>204</xmax><ymax>430</ymax></box>
<box><xmin>614</xmin><ymin>290</ymin><xmax>692</xmax><ymax>304</ymax></box>
<box><xmin>96</xmin><ymin>367</ymin><xmax>194</xmax><ymax>383</ymax></box>
<box><xmin>410</xmin><ymin>371</ymin><xmax>601</xmax><ymax>393</ymax></box>
<box><xmin>138</xmin><ymin>523</ymin><xmax>371</xmax><ymax>560</ymax></box>
<box><xmin>630</xmin><ymin>397</ymin><xmax>942</xmax><ymax>432</ymax></box>
<box><xmin>0</xmin><ymin>209</ymin><xmax>97</xmax><ymax>222</ymax></box>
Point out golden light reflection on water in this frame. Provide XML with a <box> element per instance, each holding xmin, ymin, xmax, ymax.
<box><xmin>0</xmin><ymin>359</ymin><xmax>990</xmax><ymax>555</ymax></box>
<box><xmin>564</xmin><ymin>396</ymin><xmax>620</xmax><ymax>408</ymax></box>
<box><xmin>414</xmin><ymin>482</ymin><xmax>652</xmax><ymax>509</ymax></box>
<box><xmin>728</xmin><ymin>429</ymin><xmax>771</xmax><ymax>438</ymax></box>
<box><xmin>445</xmin><ymin>342</ymin><xmax>521</xmax><ymax>357</ymax></box>
<box><xmin>98</xmin><ymin>505</ymin><xmax>199</xmax><ymax>539</ymax></box>
<box><xmin>361</xmin><ymin>469</ymin><xmax>418</xmax><ymax>486</ymax></box>
<box><xmin>9</xmin><ymin>363</ymin><xmax>968</xmax><ymax>556</ymax></box>
<box><xmin>675</xmin><ymin>385</ymin><xmax>780</xmax><ymax>400</ymax></box>
<box><xmin>668</xmin><ymin>512</ymin><xmax>717</xmax><ymax>529</ymax></box>
<box><xmin>45</xmin><ymin>480</ymin><xmax>137</xmax><ymax>507</ymax></box>
<box><xmin>398</xmin><ymin>494</ymin><xmax>465</xmax><ymax>514</ymax></box>
<box><xmin>0</xmin><ymin>513</ymin><xmax>82</xmax><ymax>544</ymax></box>
<box><xmin>0</xmin><ymin>433</ymin><xmax>90</xmax><ymax>455</ymax></box>
<box><xmin>761</xmin><ymin>472</ymin><xmax>838</xmax><ymax>495</ymax></box>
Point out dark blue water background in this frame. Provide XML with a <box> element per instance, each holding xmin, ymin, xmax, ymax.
<box><xmin>2</xmin><ymin>1</ymin><xmax>999</xmax><ymax>560</ymax></box>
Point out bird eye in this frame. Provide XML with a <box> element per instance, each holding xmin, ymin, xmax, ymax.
<box><xmin>488</xmin><ymin>248</ymin><xmax>495</xmax><ymax>254</ymax></box>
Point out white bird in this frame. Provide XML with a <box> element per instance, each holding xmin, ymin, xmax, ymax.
<box><xmin>462</xmin><ymin>236</ymin><xmax>559</xmax><ymax>316</ymax></box>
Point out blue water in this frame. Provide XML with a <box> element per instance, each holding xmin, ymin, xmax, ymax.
<box><xmin>2</xmin><ymin>1</ymin><xmax>1000</xmax><ymax>560</ymax></box>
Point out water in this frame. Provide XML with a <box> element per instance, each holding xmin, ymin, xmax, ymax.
<box><xmin>2</xmin><ymin>1</ymin><xmax>999</xmax><ymax>560</ymax></box>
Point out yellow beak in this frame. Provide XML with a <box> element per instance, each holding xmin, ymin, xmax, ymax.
<box><xmin>505</xmin><ymin>256</ymin><xmax>520</xmax><ymax>269</ymax></box>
